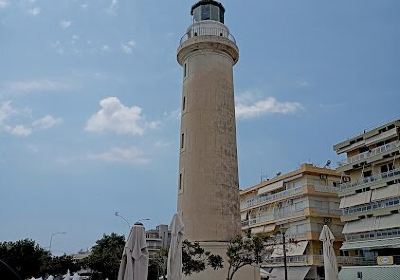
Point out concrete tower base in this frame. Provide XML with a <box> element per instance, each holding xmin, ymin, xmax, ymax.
<box><xmin>184</xmin><ymin>242</ymin><xmax>261</xmax><ymax>280</ymax></box>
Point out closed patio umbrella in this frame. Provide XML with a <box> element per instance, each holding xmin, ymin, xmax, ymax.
<box><xmin>319</xmin><ymin>225</ymin><xmax>339</xmax><ymax>280</ymax></box>
<box><xmin>118</xmin><ymin>222</ymin><xmax>149</xmax><ymax>280</ymax></box>
<box><xmin>63</xmin><ymin>270</ymin><xmax>71</xmax><ymax>280</ymax></box>
<box><xmin>167</xmin><ymin>213</ymin><xmax>185</xmax><ymax>280</ymax></box>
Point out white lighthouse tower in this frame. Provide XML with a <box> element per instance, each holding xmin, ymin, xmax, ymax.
<box><xmin>177</xmin><ymin>1</ymin><xmax>259</xmax><ymax>279</ymax></box>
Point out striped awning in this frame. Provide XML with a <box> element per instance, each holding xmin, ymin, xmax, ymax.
<box><xmin>339</xmin><ymin>265</ymin><xmax>400</xmax><ymax>280</ymax></box>
<box><xmin>267</xmin><ymin>266</ymin><xmax>311</xmax><ymax>280</ymax></box>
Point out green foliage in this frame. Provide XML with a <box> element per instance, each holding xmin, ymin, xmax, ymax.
<box><xmin>225</xmin><ymin>235</ymin><xmax>273</xmax><ymax>280</ymax></box>
<box><xmin>0</xmin><ymin>239</ymin><xmax>51</xmax><ymax>279</ymax></box>
<box><xmin>182</xmin><ymin>240</ymin><xmax>223</xmax><ymax>276</ymax></box>
<box><xmin>87</xmin><ymin>233</ymin><xmax>125</xmax><ymax>280</ymax></box>
<box><xmin>148</xmin><ymin>248</ymin><xmax>168</xmax><ymax>280</ymax></box>
<box><xmin>45</xmin><ymin>254</ymin><xmax>81</xmax><ymax>276</ymax></box>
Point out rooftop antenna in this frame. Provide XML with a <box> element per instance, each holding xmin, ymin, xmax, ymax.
<box><xmin>260</xmin><ymin>169</ymin><xmax>268</xmax><ymax>182</ymax></box>
<box><xmin>323</xmin><ymin>160</ymin><xmax>332</xmax><ymax>168</ymax></box>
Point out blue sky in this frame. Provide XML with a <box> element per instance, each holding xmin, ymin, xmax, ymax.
<box><xmin>0</xmin><ymin>0</ymin><xmax>399</xmax><ymax>255</ymax></box>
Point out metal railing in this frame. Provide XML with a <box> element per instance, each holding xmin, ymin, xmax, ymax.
<box><xmin>241</xmin><ymin>207</ymin><xmax>341</xmax><ymax>228</ymax></box>
<box><xmin>241</xmin><ymin>185</ymin><xmax>339</xmax><ymax>210</ymax></box>
<box><xmin>264</xmin><ymin>254</ymin><xmax>375</xmax><ymax>266</ymax></box>
<box><xmin>346</xmin><ymin>227</ymin><xmax>400</xmax><ymax>242</ymax></box>
<box><xmin>179</xmin><ymin>26</ymin><xmax>236</xmax><ymax>46</ymax></box>
<box><xmin>342</xmin><ymin>196</ymin><xmax>400</xmax><ymax>216</ymax></box>
<box><xmin>338</xmin><ymin>141</ymin><xmax>399</xmax><ymax>167</ymax></box>
<box><xmin>339</xmin><ymin>168</ymin><xmax>400</xmax><ymax>192</ymax></box>
<box><xmin>241</xmin><ymin>186</ymin><xmax>305</xmax><ymax>209</ymax></box>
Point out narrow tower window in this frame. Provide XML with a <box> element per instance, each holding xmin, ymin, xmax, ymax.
<box><xmin>182</xmin><ymin>96</ymin><xmax>186</xmax><ymax>111</ymax></box>
<box><xmin>184</xmin><ymin>63</ymin><xmax>187</xmax><ymax>78</ymax></box>
<box><xmin>181</xmin><ymin>133</ymin><xmax>185</xmax><ymax>149</ymax></box>
<box><xmin>179</xmin><ymin>173</ymin><xmax>183</xmax><ymax>190</ymax></box>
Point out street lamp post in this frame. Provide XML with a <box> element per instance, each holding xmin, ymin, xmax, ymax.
<box><xmin>49</xmin><ymin>232</ymin><xmax>66</xmax><ymax>254</ymax></box>
<box><xmin>114</xmin><ymin>211</ymin><xmax>150</xmax><ymax>227</ymax></box>
<box><xmin>282</xmin><ymin>230</ymin><xmax>288</xmax><ymax>280</ymax></box>
<box><xmin>278</xmin><ymin>227</ymin><xmax>288</xmax><ymax>280</ymax></box>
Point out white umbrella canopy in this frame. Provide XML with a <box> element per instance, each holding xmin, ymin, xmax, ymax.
<box><xmin>319</xmin><ymin>225</ymin><xmax>339</xmax><ymax>280</ymax></box>
<box><xmin>167</xmin><ymin>213</ymin><xmax>185</xmax><ymax>280</ymax></box>
<box><xmin>46</xmin><ymin>276</ymin><xmax>54</xmax><ymax>280</ymax></box>
<box><xmin>72</xmin><ymin>273</ymin><xmax>80</xmax><ymax>280</ymax></box>
<box><xmin>63</xmin><ymin>269</ymin><xmax>71</xmax><ymax>280</ymax></box>
<box><xmin>118</xmin><ymin>222</ymin><xmax>149</xmax><ymax>280</ymax></box>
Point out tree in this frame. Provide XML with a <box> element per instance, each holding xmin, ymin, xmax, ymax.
<box><xmin>0</xmin><ymin>239</ymin><xmax>51</xmax><ymax>279</ymax></box>
<box><xmin>87</xmin><ymin>233</ymin><xmax>125</xmax><ymax>280</ymax></box>
<box><xmin>225</xmin><ymin>235</ymin><xmax>273</xmax><ymax>280</ymax></box>
<box><xmin>182</xmin><ymin>240</ymin><xmax>223</xmax><ymax>276</ymax></box>
<box><xmin>45</xmin><ymin>254</ymin><xmax>81</xmax><ymax>276</ymax></box>
<box><xmin>148</xmin><ymin>248</ymin><xmax>168</xmax><ymax>280</ymax></box>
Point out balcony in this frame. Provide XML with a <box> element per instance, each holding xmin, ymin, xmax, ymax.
<box><xmin>342</xmin><ymin>197</ymin><xmax>400</xmax><ymax>219</ymax></box>
<box><xmin>241</xmin><ymin>207</ymin><xmax>341</xmax><ymax>228</ymax></box>
<box><xmin>179</xmin><ymin>22</ymin><xmax>236</xmax><ymax>46</ymax></box>
<box><xmin>338</xmin><ymin>141</ymin><xmax>399</xmax><ymax>168</ymax></box>
<box><xmin>346</xmin><ymin>227</ymin><xmax>400</xmax><ymax>242</ymax></box>
<box><xmin>339</xmin><ymin>168</ymin><xmax>400</xmax><ymax>194</ymax></box>
<box><xmin>264</xmin><ymin>255</ymin><xmax>374</xmax><ymax>266</ymax></box>
<box><xmin>241</xmin><ymin>185</ymin><xmax>339</xmax><ymax>210</ymax></box>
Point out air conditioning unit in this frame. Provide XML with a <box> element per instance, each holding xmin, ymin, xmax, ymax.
<box><xmin>377</xmin><ymin>256</ymin><xmax>394</xmax><ymax>265</ymax></box>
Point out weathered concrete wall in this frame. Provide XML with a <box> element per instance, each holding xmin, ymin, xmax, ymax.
<box><xmin>177</xmin><ymin>45</ymin><xmax>241</xmax><ymax>242</ymax></box>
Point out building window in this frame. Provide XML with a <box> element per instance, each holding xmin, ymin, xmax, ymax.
<box><xmin>381</xmin><ymin>163</ymin><xmax>394</xmax><ymax>173</ymax></box>
<box><xmin>184</xmin><ymin>63</ymin><xmax>187</xmax><ymax>78</ymax></box>
<box><xmin>181</xmin><ymin>133</ymin><xmax>185</xmax><ymax>149</ymax></box>
<box><xmin>182</xmin><ymin>96</ymin><xmax>186</xmax><ymax>111</ymax></box>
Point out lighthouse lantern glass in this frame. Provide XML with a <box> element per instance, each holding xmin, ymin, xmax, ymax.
<box><xmin>192</xmin><ymin>3</ymin><xmax>224</xmax><ymax>23</ymax></box>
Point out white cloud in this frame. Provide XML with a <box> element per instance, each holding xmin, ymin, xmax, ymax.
<box><xmin>5</xmin><ymin>125</ymin><xmax>32</xmax><ymax>137</ymax></box>
<box><xmin>32</xmin><ymin>115</ymin><xmax>62</xmax><ymax>130</ymax></box>
<box><xmin>235</xmin><ymin>91</ymin><xmax>303</xmax><ymax>119</ymax></box>
<box><xmin>28</xmin><ymin>7</ymin><xmax>40</xmax><ymax>16</ymax></box>
<box><xmin>101</xmin><ymin>44</ymin><xmax>110</xmax><ymax>51</ymax></box>
<box><xmin>0</xmin><ymin>101</ymin><xmax>15</xmax><ymax>123</ymax></box>
<box><xmin>2</xmin><ymin>79</ymin><xmax>70</xmax><ymax>93</ymax></box>
<box><xmin>107</xmin><ymin>0</ymin><xmax>118</xmax><ymax>13</ymax></box>
<box><xmin>0</xmin><ymin>101</ymin><xmax>61</xmax><ymax>137</ymax></box>
<box><xmin>86</xmin><ymin>97</ymin><xmax>158</xmax><ymax>136</ymax></box>
<box><xmin>60</xmin><ymin>20</ymin><xmax>72</xmax><ymax>29</ymax></box>
<box><xmin>87</xmin><ymin>146</ymin><xmax>149</xmax><ymax>164</ymax></box>
<box><xmin>121</xmin><ymin>40</ymin><xmax>136</xmax><ymax>54</ymax></box>
<box><xmin>0</xmin><ymin>0</ymin><xmax>9</xmax><ymax>9</ymax></box>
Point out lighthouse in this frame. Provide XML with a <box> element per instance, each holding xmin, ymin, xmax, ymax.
<box><xmin>176</xmin><ymin>1</ymin><xmax>258</xmax><ymax>279</ymax></box>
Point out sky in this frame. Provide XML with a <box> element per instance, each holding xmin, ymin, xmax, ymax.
<box><xmin>0</xmin><ymin>0</ymin><xmax>399</xmax><ymax>255</ymax></box>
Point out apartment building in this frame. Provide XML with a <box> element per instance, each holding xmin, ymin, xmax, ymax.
<box><xmin>240</xmin><ymin>164</ymin><xmax>345</xmax><ymax>280</ymax></box>
<box><xmin>145</xmin><ymin>224</ymin><xmax>171</xmax><ymax>258</ymax></box>
<box><xmin>334</xmin><ymin>119</ymin><xmax>400</xmax><ymax>279</ymax></box>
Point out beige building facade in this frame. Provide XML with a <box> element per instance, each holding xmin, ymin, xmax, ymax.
<box><xmin>240</xmin><ymin>164</ymin><xmax>349</xmax><ymax>280</ymax></box>
<box><xmin>334</xmin><ymin>120</ymin><xmax>400</xmax><ymax>279</ymax></box>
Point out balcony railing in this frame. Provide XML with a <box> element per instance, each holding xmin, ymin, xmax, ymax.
<box><xmin>342</xmin><ymin>196</ymin><xmax>400</xmax><ymax>216</ymax></box>
<box><xmin>346</xmin><ymin>227</ymin><xmax>400</xmax><ymax>242</ymax></box>
<box><xmin>339</xmin><ymin>168</ymin><xmax>400</xmax><ymax>192</ymax></box>
<box><xmin>241</xmin><ymin>185</ymin><xmax>339</xmax><ymax>210</ymax></box>
<box><xmin>179</xmin><ymin>26</ymin><xmax>236</xmax><ymax>46</ymax></box>
<box><xmin>264</xmin><ymin>255</ymin><xmax>375</xmax><ymax>266</ymax></box>
<box><xmin>242</xmin><ymin>207</ymin><xmax>341</xmax><ymax>228</ymax></box>
<box><xmin>338</xmin><ymin>141</ymin><xmax>400</xmax><ymax>167</ymax></box>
